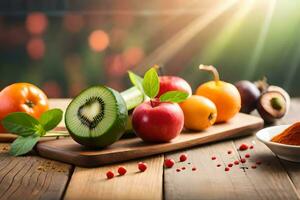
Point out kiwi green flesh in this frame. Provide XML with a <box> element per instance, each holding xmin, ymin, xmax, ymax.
<box><xmin>65</xmin><ymin>86</ymin><xmax>128</xmax><ymax>148</ymax></box>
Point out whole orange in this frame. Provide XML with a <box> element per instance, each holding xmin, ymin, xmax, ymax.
<box><xmin>0</xmin><ymin>83</ymin><xmax>49</xmax><ymax>132</ymax></box>
<box><xmin>195</xmin><ymin>65</ymin><xmax>241</xmax><ymax>123</ymax></box>
<box><xmin>180</xmin><ymin>95</ymin><xmax>217</xmax><ymax>130</ymax></box>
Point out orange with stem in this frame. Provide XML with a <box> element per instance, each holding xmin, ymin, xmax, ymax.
<box><xmin>195</xmin><ymin>65</ymin><xmax>241</xmax><ymax>123</ymax></box>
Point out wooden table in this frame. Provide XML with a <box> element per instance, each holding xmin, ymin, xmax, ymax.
<box><xmin>0</xmin><ymin>99</ymin><xmax>300</xmax><ymax>200</ymax></box>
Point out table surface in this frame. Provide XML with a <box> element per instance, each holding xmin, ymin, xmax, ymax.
<box><xmin>1</xmin><ymin>99</ymin><xmax>300</xmax><ymax>200</ymax></box>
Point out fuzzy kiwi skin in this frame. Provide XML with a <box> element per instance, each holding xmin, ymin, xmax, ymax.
<box><xmin>65</xmin><ymin>86</ymin><xmax>128</xmax><ymax>148</ymax></box>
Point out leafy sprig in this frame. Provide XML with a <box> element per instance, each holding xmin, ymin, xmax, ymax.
<box><xmin>2</xmin><ymin>109</ymin><xmax>65</xmax><ymax>156</ymax></box>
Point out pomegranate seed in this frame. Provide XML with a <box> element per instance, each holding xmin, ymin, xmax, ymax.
<box><xmin>251</xmin><ymin>165</ymin><xmax>257</xmax><ymax>169</ymax></box>
<box><xmin>211</xmin><ymin>156</ymin><xmax>216</xmax><ymax>160</ymax></box>
<box><xmin>106</xmin><ymin>171</ymin><xmax>114</xmax><ymax>179</ymax></box>
<box><xmin>239</xmin><ymin>144</ymin><xmax>248</xmax><ymax>151</ymax></box>
<box><xmin>228</xmin><ymin>163</ymin><xmax>233</xmax><ymax>167</ymax></box>
<box><xmin>245</xmin><ymin>153</ymin><xmax>250</xmax><ymax>158</ymax></box>
<box><xmin>181</xmin><ymin>167</ymin><xmax>186</xmax><ymax>170</ymax></box>
<box><xmin>138</xmin><ymin>162</ymin><xmax>148</xmax><ymax>172</ymax></box>
<box><xmin>179</xmin><ymin>154</ymin><xmax>188</xmax><ymax>162</ymax></box>
<box><xmin>176</xmin><ymin>169</ymin><xmax>181</xmax><ymax>172</ymax></box>
<box><xmin>234</xmin><ymin>160</ymin><xmax>239</xmax><ymax>165</ymax></box>
<box><xmin>250</xmin><ymin>145</ymin><xmax>254</xmax><ymax>149</ymax></box>
<box><xmin>225</xmin><ymin>167</ymin><xmax>230</xmax><ymax>171</ymax></box>
<box><xmin>227</xmin><ymin>150</ymin><xmax>232</xmax><ymax>154</ymax></box>
<box><xmin>164</xmin><ymin>159</ymin><xmax>175</xmax><ymax>168</ymax></box>
<box><xmin>240</xmin><ymin>158</ymin><xmax>246</xmax><ymax>163</ymax></box>
<box><xmin>117</xmin><ymin>166</ymin><xmax>127</xmax><ymax>176</ymax></box>
<box><xmin>217</xmin><ymin>164</ymin><xmax>221</xmax><ymax>167</ymax></box>
<box><xmin>192</xmin><ymin>167</ymin><xmax>197</xmax><ymax>171</ymax></box>
<box><xmin>256</xmin><ymin>161</ymin><xmax>262</xmax><ymax>165</ymax></box>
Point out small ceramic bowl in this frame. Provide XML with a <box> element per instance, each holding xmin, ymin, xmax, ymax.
<box><xmin>256</xmin><ymin>125</ymin><xmax>300</xmax><ymax>162</ymax></box>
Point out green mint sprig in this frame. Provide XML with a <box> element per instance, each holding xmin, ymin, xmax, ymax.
<box><xmin>128</xmin><ymin>66</ymin><xmax>189</xmax><ymax>104</ymax></box>
<box><xmin>2</xmin><ymin>109</ymin><xmax>64</xmax><ymax>156</ymax></box>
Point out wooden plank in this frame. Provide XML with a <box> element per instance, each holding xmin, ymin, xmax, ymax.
<box><xmin>64</xmin><ymin>155</ymin><xmax>164</xmax><ymax>200</ymax></box>
<box><xmin>0</xmin><ymin>143</ymin><xmax>73</xmax><ymax>200</ymax></box>
<box><xmin>36</xmin><ymin>113</ymin><xmax>263</xmax><ymax>167</ymax></box>
<box><xmin>164</xmin><ymin>134</ymin><xmax>300</xmax><ymax>200</ymax></box>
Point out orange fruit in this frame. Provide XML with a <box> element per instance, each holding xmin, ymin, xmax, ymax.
<box><xmin>195</xmin><ymin>65</ymin><xmax>241</xmax><ymax>123</ymax></box>
<box><xmin>180</xmin><ymin>95</ymin><xmax>217</xmax><ymax>130</ymax></box>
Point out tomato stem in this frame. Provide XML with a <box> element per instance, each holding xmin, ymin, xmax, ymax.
<box><xmin>199</xmin><ymin>64</ymin><xmax>220</xmax><ymax>83</ymax></box>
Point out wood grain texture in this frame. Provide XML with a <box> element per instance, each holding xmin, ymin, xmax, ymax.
<box><xmin>0</xmin><ymin>143</ymin><xmax>72</xmax><ymax>200</ymax></box>
<box><xmin>36</xmin><ymin>113</ymin><xmax>263</xmax><ymax>167</ymax></box>
<box><xmin>64</xmin><ymin>155</ymin><xmax>164</xmax><ymax>200</ymax></box>
<box><xmin>164</xmin><ymin>134</ymin><xmax>300</xmax><ymax>200</ymax></box>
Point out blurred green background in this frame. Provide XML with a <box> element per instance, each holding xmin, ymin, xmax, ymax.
<box><xmin>1</xmin><ymin>0</ymin><xmax>300</xmax><ymax>97</ymax></box>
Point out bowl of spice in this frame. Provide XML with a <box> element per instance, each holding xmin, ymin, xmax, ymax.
<box><xmin>256</xmin><ymin>122</ymin><xmax>300</xmax><ymax>162</ymax></box>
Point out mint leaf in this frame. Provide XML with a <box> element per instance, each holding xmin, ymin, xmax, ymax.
<box><xmin>128</xmin><ymin>71</ymin><xmax>144</xmax><ymax>93</ymax></box>
<box><xmin>39</xmin><ymin>109</ymin><xmax>63</xmax><ymax>131</ymax></box>
<box><xmin>2</xmin><ymin>112</ymin><xmax>39</xmax><ymax>136</ymax></box>
<box><xmin>142</xmin><ymin>67</ymin><xmax>160</xmax><ymax>98</ymax></box>
<box><xmin>160</xmin><ymin>91</ymin><xmax>189</xmax><ymax>103</ymax></box>
<box><xmin>9</xmin><ymin>135</ymin><xmax>40</xmax><ymax>156</ymax></box>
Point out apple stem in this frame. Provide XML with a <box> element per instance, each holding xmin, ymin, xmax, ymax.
<box><xmin>199</xmin><ymin>64</ymin><xmax>220</xmax><ymax>83</ymax></box>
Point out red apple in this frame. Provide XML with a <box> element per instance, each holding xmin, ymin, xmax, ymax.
<box><xmin>157</xmin><ymin>76</ymin><xmax>192</xmax><ymax>98</ymax></box>
<box><xmin>132</xmin><ymin>101</ymin><xmax>184</xmax><ymax>142</ymax></box>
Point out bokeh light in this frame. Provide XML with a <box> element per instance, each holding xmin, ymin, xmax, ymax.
<box><xmin>26</xmin><ymin>12</ymin><xmax>48</xmax><ymax>35</ymax></box>
<box><xmin>63</xmin><ymin>14</ymin><xmax>84</xmax><ymax>33</ymax></box>
<box><xmin>105</xmin><ymin>54</ymin><xmax>126</xmax><ymax>77</ymax></box>
<box><xmin>123</xmin><ymin>47</ymin><xmax>145</xmax><ymax>67</ymax></box>
<box><xmin>26</xmin><ymin>38</ymin><xmax>45</xmax><ymax>60</ymax></box>
<box><xmin>88</xmin><ymin>30</ymin><xmax>110</xmax><ymax>52</ymax></box>
<box><xmin>42</xmin><ymin>81</ymin><xmax>63</xmax><ymax>98</ymax></box>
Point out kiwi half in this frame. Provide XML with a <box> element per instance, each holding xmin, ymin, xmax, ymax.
<box><xmin>65</xmin><ymin>86</ymin><xmax>128</xmax><ymax>148</ymax></box>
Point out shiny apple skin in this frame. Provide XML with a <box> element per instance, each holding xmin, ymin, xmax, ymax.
<box><xmin>132</xmin><ymin>101</ymin><xmax>184</xmax><ymax>142</ymax></box>
<box><xmin>157</xmin><ymin>76</ymin><xmax>192</xmax><ymax>98</ymax></box>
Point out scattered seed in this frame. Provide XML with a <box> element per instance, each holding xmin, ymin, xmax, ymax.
<box><xmin>245</xmin><ymin>153</ymin><xmax>250</xmax><ymax>158</ymax></box>
<box><xmin>179</xmin><ymin>154</ymin><xmax>188</xmax><ymax>162</ymax></box>
<box><xmin>181</xmin><ymin>167</ymin><xmax>186</xmax><ymax>170</ymax></box>
<box><xmin>176</xmin><ymin>169</ymin><xmax>181</xmax><ymax>172</ymax></box>
<box><xmin>217</xmin><ymin>164</ymin><xmax>221</xmax><ymax>167</ymax></box>
<box><xmin>211</xmin><ymin>156</ymin><xmax>216</xmax><ymax>160</ymax></box>
<box><xmin>251</xmin><ymin>165</ymin><xmax>257</xmax><ymax>169</ymax></box>
<box><xmin>228</xmin><ymin>163</ymin><xmax>233</xmax><ymax>167</ymax></box>
<box><xmin>227</xmin><ymin>150</ymin><xmax>232</xmax><ymax>154</ymax></box>
<box><xmin>225</xmin><ymin>167</ymin><xmax>230</xmax><ymax>171</ymax></box>
<box><xmin>234</xmin><ymin>160</ymin><xmax>239</xmax><ymax>165</ymax></box>
<box><xmin>239</xmin><ymin>144</ymin><xmax>248</xmax><ymax>151</ymax></box>
<box><xmin>138</xmin><ymin>162</ymin><xmax>148</xmax><ymax>172</ymax></box>
<box><xmin>192</xmin><ymin>167</ymin><xmax>197</xmax><ymax>171</ymax></box>
<box><xmin>106</xmin><ymin>171</ymin><xmax>114</xmax><ymax>179</ymax></box>
<box><xmin>118</xmin><ymin>166</ymin><xmax>127</xmax><ymax>176</ymax></box>
<box><xmin>256</xmin><ymin>161</ymin><xmax>262</xmax><ymax>165</ymax></box>
<box><xmin>250</xmin><ymin>145</ymin><xmax>254</xmax><ymax>149</ymax></box>
<box><xmin>240</xmin><ymin>158</ymin><xmax>246</xmax><ymax>163</ymax></box>
<box><xmin>164</xmin><ymin>159</ymin><xmax>175</xmax><ymax>168</ymax></box>
<box><xmin>188</xmin><ymin>162</ymin><xmax>191</xmax><ymax>165</ymax></box>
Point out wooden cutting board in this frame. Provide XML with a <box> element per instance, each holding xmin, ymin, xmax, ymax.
<box><xmin>36</xmin><ymin>115</ymin><xmax>263</xmax><ymax>167</ymax></box>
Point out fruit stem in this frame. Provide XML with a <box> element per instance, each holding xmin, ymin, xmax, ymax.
<box><xmin>199</xmin><ymin>64</ymin><xmax>220</xmax><ymax>83</ymax></box>
<box><xmin>121</xmin><ymin>86</ymin><xmax>146</xmax><ymax>110</ymax></box>
<box><xmin>270</xmin><ymin>97</ymin><xmax>283</xmax><ymax>110</ymax></box>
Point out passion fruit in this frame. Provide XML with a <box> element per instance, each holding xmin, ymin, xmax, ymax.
<box><xmin>257</xmin><ymin>91</ymin><xmax>287</xmax><ymax>124</ymax></box>
<box><xmin>235</xmin><ymin>80</ymin><xmax>261</xmax><ymax>113</ymax></box>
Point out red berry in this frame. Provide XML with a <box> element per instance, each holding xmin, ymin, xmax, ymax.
<box><xmin>211</xmin><ymin>156</ymin><xmax>216</xmax><ymax>160</ymax></box>
<box><xmin>245</xmin><ymin>153</ymin><xmax>250</xmax><ymax>158</ymax></box>
<box><xmin>117</xmin><ymin>166</ymin><xmax>127</xmax><ymax>176</ymax></box>
<box><xmin>138</xmin><ymin>162</ymin><xmax>148</xmax><ymax>172</ymax></box>
<box><xmin>181</xmin><ymin>167</ymin><xmax>186</xmax><ymax>170</ymax></box>
<box><xmin>227</xmin><ymin>150</ymin><xmax>232</xmax><ymax>154</ymax></box>
<box><xmin>234</xmin><ymin>160</ymin><xmax>239</xmax><ymax>165</ymax></box>
<box><xmin>228</xmin><ymin>163</ymin><xmax>233</xmax><ymax>167</ymax></box>
<box><xmin>164</xmin><ymin>159</ymin><xmax>175</xmax><ymax>168</ymax></box>
<box><xmin>225</xmin><ymin>167</ymin><xmax>230</xmax><ymax>171</ymax></box>
<box><xmin>240</xmin><ymin>158</ymin><xmax>246</xmax><ymax>163</ymax></box>
<box><xmin>179</xmin><ymin>154</ymin><xmax>188</xmax><ymax>162</ymax></box>
<box><xmin>239</xmin><ymin>144</ymin><xmax>248</xmax><ymax>151</ymax></box>
<box><xmin>176</xmin><ymin>168</ymin><xmax>181</xmax><ymax>172</ymax></box>
<box><xmin>106</xmin><ymin>171</ymin><xmax>114</xmax><ymax>179</ymax></box>
<box><xmin>251</xmin><ymin>165</ymin><xmax>257</xmax><ymax>169</ymax></box>
<box><xmin>217</xmin><ymin>164</ymin><xmax>221</xmax><ymax>167</ymax></box>
<box><xmin>192</xmin><ymin>167</ymin><xmax>197</xmax><ymax>171</ymax></box>
<box><xmin>250</xmin><ymin>145</ymin><xmax>254</xmax><ymax>149</ymax></box>
<box><xmin>256</xmin><ymin>161</ymin><xmax>262</xmax><ymax>165</ymax></box>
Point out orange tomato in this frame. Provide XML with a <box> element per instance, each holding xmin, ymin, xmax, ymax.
<box><xmin>180</xmin><ymin>95</ymin><xmax>217</xmax><ymax>130</ymax></box>
<box><xmin>195</xmin><ymin>65</ymin><xmax>241</xmax><ymax>123</ymax></box>
<box><xmin>0</xmin><ymin>83</ymin><xmax>49</xmax><ymax>132</ymax></box>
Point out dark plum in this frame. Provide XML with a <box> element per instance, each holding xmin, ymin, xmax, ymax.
<box><xmin>235</xmin><ymin>80</ymin><xmax>260</xmax><ymax>113</ymax></box>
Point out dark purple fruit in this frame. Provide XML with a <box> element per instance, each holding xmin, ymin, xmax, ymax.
<box><xmin>235</xmin><ymin>80</ymin><xmax>261</xmax><ymax>113</ymax></box>
<box><xmin>257</xmin><ymin>91</ymin><xmax>287</xmax><ymax>124</ymax></box>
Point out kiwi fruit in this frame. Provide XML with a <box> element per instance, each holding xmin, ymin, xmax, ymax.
<box><xmin>65</xmin><ymin>86</ymin><xmax>128</xmax><ymax>148</ymax></box>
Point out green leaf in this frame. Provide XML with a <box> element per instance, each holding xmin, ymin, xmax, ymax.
<box><xmin>1</xmin><ymin>112</ymin><xmax>39</xmax><ymax>136</ymax></box>
<box><xmin>39</xmin><ymin>109</ymin><xmax>63</xmax><ymax>131</ymax></box>
<box><xmin>9</xmin><ymin>135</ymin><xmax>40</xmax><ymax>156</ymax></box>
<box><xmin>142</xmin><ymin>67</ymin><xmax>160</xmax><ymax>98</ymax></box>
<box><xmin>128</xmin><ymin>71</ymin><xmax>144</xmax><ymax>93</ymax></box>
<box><xmin>160</xmin><ymin>91</ymin><xmax>189</xmax><ymax>103</ymax></box>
